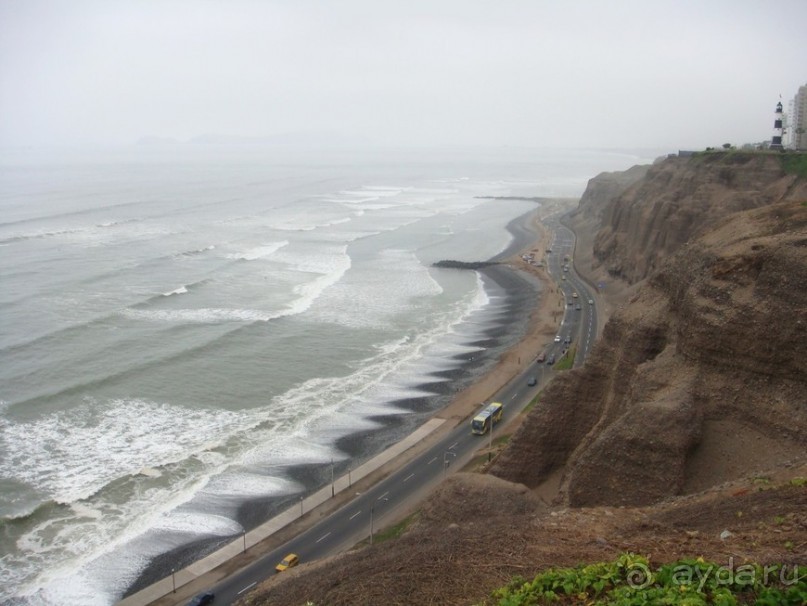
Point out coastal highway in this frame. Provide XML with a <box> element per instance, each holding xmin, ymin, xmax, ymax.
<box><xmin>542</xmin><ymin>214</ymin><xmax>598</xmax><ymax>365</ymax></box>
<box><xmin>167</xmin><ymin>216</ymin><xmax>597</xmax><ymax>605</ymax></box>
<box><xmin>192</xmin><ymin>360</ymin><xmax>550</xmax><ymax>605</ymax></box>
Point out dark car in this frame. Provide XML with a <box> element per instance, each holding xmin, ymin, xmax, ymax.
<box><xmin>187</xmin><ymin>593</ymin><xmax>215</xmax><ymax>606</ymax></box>
<box><xmin>527</xmin><ymin>376</ymin><xmax>537</xmax><ymax>386</ymax></box>
<box><xmin>547</xmin><ymin>354</ymin><xmax>556</xmax><ymax>365</ymax></box>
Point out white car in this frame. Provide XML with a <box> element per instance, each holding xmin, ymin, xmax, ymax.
<box><xmin>554</xmin><ymin>335</ymin><xmax>561</xmax><ymax>343</ymax></box>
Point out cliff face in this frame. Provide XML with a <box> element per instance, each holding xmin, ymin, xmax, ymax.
<box><xmin>590</xmin><ymin>152</ymin><xmax>806</xmax><ymax>284</ymax></box>
<box><xmin>492</xmin><ymin>153</ymin><xmax>807</xmax><ymax>507</ymax></box>
<box><xmin>573</xmin><ymin>163</ymin><xmax>650</xmax><ymax>223</ymax></box>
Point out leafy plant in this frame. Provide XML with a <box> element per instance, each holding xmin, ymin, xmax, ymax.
<box><xmin>486</xmin><ymin>554</ymin><xmax>807</xmax><ymax>605</ymax></box>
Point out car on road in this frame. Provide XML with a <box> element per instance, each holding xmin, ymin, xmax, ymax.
<box><xmin>554</xmin><ymin>335</ymin><xmax>561</xmax><ymax>343</ymax></box>
<box><xmin>276</xmin><ymin>553</ymin><xmax>299</xmax><ymax>572</ymax></box>
<box><xmin>547</xmin><ymin>354</ymin><xmax>556</xmax><ymax>365</ymax></box>
<box><xmin>536</xmin><ymin>352</ymin><xmax>546</xmax><ymax>362</ymax></box>
<box><xmin>187</xmin><ymin>593</ymin><xmax>215</xmax><ymax>606</ymax></box>
<box><xmin>588</xmin><ymin>299</ymin><xmax>594</xmax><ymax>305</ymax></box>
<box><xmin>527</xmin><ymin>376</ymin><xmax>537</xmax><ymax>386</ymax></box>
<box><xmin>575</xmin><ymin>304</ymin><xmax>581</xmax><ymax>310</ymax></box>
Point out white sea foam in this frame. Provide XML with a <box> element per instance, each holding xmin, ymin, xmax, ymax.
<box><xmin>227</xmin><ymin>240</ymin><xmax>289</xmax><ymax>261</ymax></box>
<box><xmin>310</xmin><ymin>248</ymin><xmax>443</xmax><ymax>328</ymax></box>
<box><xmin>198</xmin><ymin>471</ymin><xmax>302</xmax><ymax>499</ymax></box>
<box><xmin>0</xmin><ymin>398</ymin><xmax>247</xmax><ymax>504</ymax></box>
<box><xmin>122</xmin><ymin>307</ymin><xmax>276</xmax><ymax>323</ymax></box>
<box><xmin>162</xmin><ymin>285</ymin><xmax>188</xmax><ymax>296</ymax></box>
<box><xmin>151</xmin><ymin>510</ymin><xmax>243</xmax><ymax>536</ymax></box>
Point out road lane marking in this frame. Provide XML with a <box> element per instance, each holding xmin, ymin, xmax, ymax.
<box><xmin>238</xmin><ymin>582</ymin><xmax>257</xmax><ymax>594</ymax></box>
<box><xmin>403</xmin><ymin>473</ymin><xmax>415</xmax><ymax>483</ymax></box>
<box><xmin>349</xmin><ymin>510</ymin><xmax>361</xmax><ymax>520</ymax></box>
<box><xmin>427</xmin><ymin>456</ymin><xmax>438</xmax><ymax>465</ymax></box>
<box><xmin>378</xmin><ymin>491</ymin><xmax>389</xmax><ymax>500</ymax></box>
<box><xmin>316</xmin><ymin>531</ymin><xmax>331</xmax><ymax>543</ymax></box>
<box><xmin>448</xmin><ymin>442</ymin><xmax>458</xmax><ymax>450</ymax></box>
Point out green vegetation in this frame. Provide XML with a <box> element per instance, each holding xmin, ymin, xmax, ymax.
<box><xmin>370</xmin><ymin>512</ymin><xmax>418</xmax><ymax>544</ymax></box>
<box><xmin>554</xmin><ymin>347</ymin><xmax>577</xmax><ymax>371</ymax></box>
<box><xmin>781</xmin><ymin>154</ymin><xmax>807</xmax><ymax>178</ymax></box>
<box><xmin>487</xmin><ymin>553</ymin><xmax>807</xmax><ymax>605</ymax></box>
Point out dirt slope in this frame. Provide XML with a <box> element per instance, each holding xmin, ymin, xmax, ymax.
<box><xmin>242</xmin><ymin>468</ymin><xmax>806</xmax><ymax>606</ymax></box>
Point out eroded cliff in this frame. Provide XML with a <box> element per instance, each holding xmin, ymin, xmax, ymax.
<box><xmin>587</xmin><ymin>152</ymin><xmax>806</xmax><ymax>284</ymax></box>
<box><xmin>492</xmin><ymin>152</ymin><xmax>807</xmax><ymax>507</ymax></box>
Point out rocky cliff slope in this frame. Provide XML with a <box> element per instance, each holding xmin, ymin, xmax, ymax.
<box><xmin>584</xmin><ymin>152</ymin><xmax>807</xmax><ymax>284</ymax></box>
<box><xmin>492</xmin><ymin>152</ymin><xmax>807</xmax><ymax>506</ymax></box>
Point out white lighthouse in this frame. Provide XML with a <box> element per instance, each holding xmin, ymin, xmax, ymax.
<box><xmin>770</xmin><ymin>100</ymin><xmax>784</xmax><ymax>150</ymax></box>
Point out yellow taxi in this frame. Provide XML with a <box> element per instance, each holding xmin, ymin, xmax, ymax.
<box><xmin>275</xmin><ymin>553</ymin><xmax>299</xmax><ymax>572</ymax></box>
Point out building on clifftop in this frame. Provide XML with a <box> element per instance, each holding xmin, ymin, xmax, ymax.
<box><xmin>786</xmin><ymin>84</ymin><xmax>807</xmax><ymax>150</ymax></box>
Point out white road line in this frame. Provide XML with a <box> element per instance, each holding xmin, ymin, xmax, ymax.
<box><xmin>238</xmin><ymin>582</ymin><xmax>257</xmax><ymax>595</ymax></box>
<box><xmin>377</xmin><ymin>491</ymin><xmax>389</xmax><ymax>501</ymax></box>
<box><xmin>511</xmin><ymin>392</ymin><xmax>519</xmax><ymax>400</ymax></box>
<box><xmin>448</xmin><ymin>442</ymin><xmax>458</xmax><ymax>450</ymax></box>
<box><xmin>349</xmin><ymin>510</ymin><xmax>361</xmax><ymax>520</ymax></box>
<box><xmin>403</xmin><ymin>473</ymin><xmax>415</xmax><ymax>483</ymax></box>
<box><xmin>427</xmin><ymin>456</ymin><xmax>438</xmax><ymax>465</ymax></box>
<box><xmin>316</xmin><ymin>531</ymin><xmax>331</xmax><ymax>543</ymax></box>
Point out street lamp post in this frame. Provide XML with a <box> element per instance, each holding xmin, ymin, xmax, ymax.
<box><xmin>488</xmin><ymin>415</ymin><xmax>494</xmax><ymax>462</ymax></box>
<box><xmin>443</xmin><ymin>451</ymin><xmax>456</xmax><ymax>478</ymax></box>
<box><xmin>370</xmin><ymin>496</ymin><xmax>389</xmax><ymax>545</ymax></box>
<box><xmin>243</xmin><ymin>529</ymin><xmax>247</xmax><ymax>553</ymax></box>
<box><xmin>171</xmin><ymin>568</ymin><xmax>176</xmax><ymax>593</ymax></box>
<box><xmin>331</xmin><ymin>457</ymin><xmax>335</xmax><ymax>497</ymax></box>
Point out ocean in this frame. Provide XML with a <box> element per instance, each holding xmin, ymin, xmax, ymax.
<box><xmin>0</xmin><ymin>145</ymin><xmax>649</xmax><ymax>604</ymax></box>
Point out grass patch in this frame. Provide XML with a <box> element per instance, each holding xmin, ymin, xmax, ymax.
<box><xmin>370</xmin><ymin>511</ymin><xmax>419</xmax><ymax>545</ymax></box>
<box><xmin>493</xmin><ymin>435</ymin><xmax>510</xmax><ymax>448</ymax></box>
<box><xmin>554</xmin><ymin>347</ymin><xmax>577</xmax><ymax>371</ymax></box>
<box><xmin>781</xmin><ymin>154</ymin><xmax>807</xmax><ymax>178</ymax></box>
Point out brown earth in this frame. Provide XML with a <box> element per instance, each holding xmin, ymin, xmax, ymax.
<box><xmin>242</xmin><ymin>467</ymin><xmax>806</xmax><ymax>606</ymax></box>
<box><xmin>236</xmin><ymin>153</ymin><xmax>807</xmax><ymax>606</ymax></box>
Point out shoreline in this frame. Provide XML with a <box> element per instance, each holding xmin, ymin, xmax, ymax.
<box><xmin>126</xmin><ymin>200</ymin><xmax>576</xmax><ymax>603</ymax></box>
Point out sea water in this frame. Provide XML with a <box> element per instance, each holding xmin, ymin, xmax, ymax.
<box><xmin>0</xmin><ymin>145</ymin><xmax>650</xmax><ymax>604</ymax></box>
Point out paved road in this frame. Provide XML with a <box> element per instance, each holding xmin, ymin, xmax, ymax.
<box><xmin>165</xmin><ymin>214</ymin><xmax>598</xmax><ymax>606</ymax></box>
<box><xmin>542</xmin><ymin>214</ymin><xmax>598</xmax><ymax>364</ymax></box>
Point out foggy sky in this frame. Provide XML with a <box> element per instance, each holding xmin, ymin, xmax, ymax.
<box><xmin>1</xmin><ymin>0</ymin><xmax>805</xmax><ymax>150</ymax></box>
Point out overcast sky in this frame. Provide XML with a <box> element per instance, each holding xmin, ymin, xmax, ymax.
<box><xmin>1</xmin><ymin>0</ymin><xmax>805</xmax><ymax>150</ymax></box>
